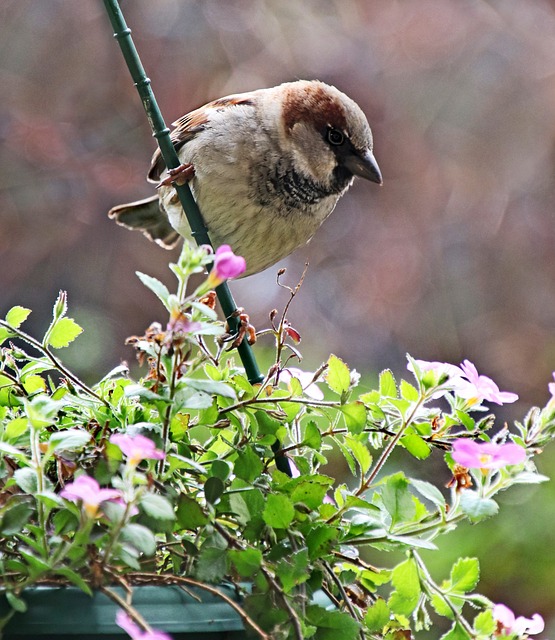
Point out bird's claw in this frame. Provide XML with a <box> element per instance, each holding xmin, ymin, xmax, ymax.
<box><xmin>220</xmin><ymin>308</ymin><xmax>256</xmax><ymax>349</ymax></box>
<box><xmin>156</xmin><ymin>163</ymin><xmax>195</xmax><ymax>189</ymax></box>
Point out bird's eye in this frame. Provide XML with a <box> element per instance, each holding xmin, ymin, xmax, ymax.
<box><xmin>326</xmin><ymin>127</ymin><xmax>345</xmax><ymax>146</ymax></box>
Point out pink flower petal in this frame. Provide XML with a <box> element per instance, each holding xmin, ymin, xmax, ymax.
<box><xmin>110</xmin><ymin>434</ymin><xmax>165</xmax><ymax>464</ymax></box>
<box><xmin>213</xmin><ymin>245</ymin><xmax>246</xmax><ymax>281</ymax></box>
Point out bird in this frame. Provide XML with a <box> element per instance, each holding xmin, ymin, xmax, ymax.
<box><xmin>108</xmin><ymin>80</ymin><xmax>382</xmax><ymax>276</ymax></box>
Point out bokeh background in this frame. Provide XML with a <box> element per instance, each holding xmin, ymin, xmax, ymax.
<box><xmin>2</xmin><ymin>0</ymin><xmax>555</xmax><ymax>634</ymax></box>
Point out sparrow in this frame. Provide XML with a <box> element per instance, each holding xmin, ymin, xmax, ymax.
<box><xmin>108</xmin><ymin>80</ymin><xmax>382</xmax><ymax>276</ymax></box>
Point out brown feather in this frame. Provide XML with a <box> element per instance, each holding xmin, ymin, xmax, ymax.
<box><xmin>147</xmin><ymin>95</ymin><xmax>254</xmax><ymax>183</ymax></box>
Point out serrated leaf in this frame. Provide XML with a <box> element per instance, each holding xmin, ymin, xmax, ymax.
<box><xmin>431</xmin><ymin>592</ymin><xmax>454</xmax><ymax>618</ymax></box>
<box><xmin>5</xmin><ymin>417</ymin><xmax>29</xmax><ymax>440</ymax></box>
<box><xmin>379</xmin><ymin>369</ymin><xmax>397</xmax><ymax>397</ymax></box>
<box><xmin>306</xmin><ymin>604</ymin><xmax>361</xmax><ymax>640</ymax></box>
<box><xmin>234</xmin><ymin>447</ymin><xmax>264</xmax><ymax>483</ymax></box>
<box><xmin>303</xmin><ymin>421</ymin><xmax>322</xmax><ymax>449</ymax></box>
<box><xmin>275</xmin><ymin>548</ymin><xmax>309</xmax><ymax>592</ymax></box>
<box><xmin>450</xmin><ymin>557</ymin><xmax>479</xmax><ymax>593</ymax></box>
<box><xmin>388</xmin><ymin>557</ymin><xmax>421</xmax><ymax>617</ymax></box>
<box><xmin>460</xmin><ymin>491</ymin><xmax>498</xmax><ymax>523</ymax></box>
<box><xmin>381</xmin><ymin>473</ymin><xmax>415</xmax><ymax>528</ymax></box>
<box><xmin>326</xmin><ymin>354</ymin><xmax>351</xmax><ymax>395</ymax></box>
<box><xmin>344</xmin><ymin>435</ymin><xmax>372</xmax><ymax>474</ymax></box>
<box><xmin>340</xmin><ymin>401</ymin><xmax>367</xmax><ymax>434</ymax></box>
<box><xmin>196</xmin><ymin>545</ymin><xmax>227</xmax><ymax>582</ymax></box>
<box><xmin>140</xmin><ymin>493</ymin><xmax>175</xmax><ymax>521</ymax></box>
<box><xmin>473</xmin><ymin>609</ymin><xmax>496</xmax><ymax>636</ymax></box>
<box><xmin>0</xmin><ymin>496</ymin><xmax>34</xmax><ymax>535</ymax></box>
<box><xmin>46</xmin><ymin>318</ymin><xmax>83</xmax><ymax>348</ymax></box>
<box><xmin>176</xmin><ymin>494</ymin><xmax>208</xmax><ymax>529</ymax></box>
<box><xmin>263</xmin><ymin>493</ymin><xmax>295</xmax><ymax>529</ymax></box>
<box><xmin>400</xmin><ymin>379</ymin><xmax>419</xmax><ymax>401</ymax></box>
<box><xmin>228</xmin><ymin>548</ymin><xmax>263</xmax><ymax>577</ymax></box>
<box><xmin>136</xmin><ymin>272</ymin><xmax>171</xmax><ymax>310</ymax></box>
<box><xmin>364</xmin><ymin>598</ymin><xmax>390</xmax><ymax>632</ymax></box>
<box><xmin>400</xmin><ymin>433</ymin><xmax>431</xmax><ymax>460</ymax></box>
<box><xmin>6</xmin><ymin>306</ymin><xmax>31</xmax><ymax>328</ymax></box>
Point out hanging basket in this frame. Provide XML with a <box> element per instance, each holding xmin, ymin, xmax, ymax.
<box><xmin>1</xmin><ymin>585</ymin><xmax>245</xmax><ymax>639</ymax></box>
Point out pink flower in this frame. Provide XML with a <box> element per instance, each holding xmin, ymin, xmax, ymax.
<box><xmin>452</xmin><ymin>439</ymin><xmax>526</xmax><ymax>470</ymax></box>
<box><xmin>116</xmin><ymin>611</ymin><xmax>172</xmax><ymax>640</ymax></box>
<box><xmin>280</xmin><ymin>367</ymin><xmax>324</xmax><ymax>400</ymax></box>
<box><xmin>548</xmin><ymin>372</ymin><xmax>555</xmax><ymax>398</ymax></box>
<box><xmin>60</xmin><ymin>475</ymin><xmax>122</xmax><ymax>518</ymax></box>
<box><xmin>110</xmin><ymin>434</ymin><xmax>165</xmax><ymax>467</ymax></box>
<box><xmin>493</xmin><ymin>603</ymin><xmax>544</xmax><ymax>636</ymax></box>
<box><xmin>455</xmin><ymin>360</ymin><xmax>518</xmax><ymax>406</ymax></box>
<box><xmin>207</xmin><ymin>245</ymin><xmax>246</xmax><ymax>285</ymax></box>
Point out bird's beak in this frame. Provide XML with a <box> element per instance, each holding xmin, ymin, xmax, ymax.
<box><xmin>344</xmin><ymin>149</ymin><xmax>383</xmax><ymax>185</ymax></box>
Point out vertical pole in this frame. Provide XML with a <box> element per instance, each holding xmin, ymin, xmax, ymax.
<box><xmin>102</xmin><ymin>0</ymin><xmax>263</xmax><ymax>385</ymax></box>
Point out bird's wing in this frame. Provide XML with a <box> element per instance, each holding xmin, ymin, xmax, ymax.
<box><xmin>147</xmin><ymin>95</ymin><xmax>254</xmax><ymax>183</ymax></box>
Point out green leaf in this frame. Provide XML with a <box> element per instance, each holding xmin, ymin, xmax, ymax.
<box><xmin>6</xmin><ymin>306</ymin><xmax>31</xmax><ymax>328</ymax></box>
<box><xmin>306</xmin><ymin>605</ymin><xmax>361</xmax><ymax>640</ymax></box>
<box><xmin>140</xmin><ymin>493</ymin><xmax>175</xmax><ymax>521</ymax></box>
<box><xmin>364</xmin><ymin>598</ymin><xmax>391</xmax><ymax>633</ymax></box>
<box><xmin>228</xmin><ymin>548</ymin><xmax>263</xmax><ymax>577</ymax></box>
<box><xmin>263</xmin><ymin>494</ymin><xmax>295</xmax><ymax>529</ymax></box>
<box><xmin>326</xmin><ymin>354</ymin><xmax>351</xmax><ymax>396</ymax></box>
<box><xmin>344</xmin><ymin>436</ymin><xmax>372</xmax><ymax>475</ymax></box>
<box><xmin>473</xmin><ymin>609</ymin><xmax>496</xmax><ymax>637</ymax></box>
<box><xmin>13</xmin><ymin>467</ymin><xmax>39</xmax><ymax>494</ymax></box>
<box><xmin>450</xmin><ymin>557</ymin><xmax>479</xmax><ymax>593</ymax></box>
<box><xmin>48</xmin><ymin>429</ymin><xmax>91</xmax><ymax>451</ymax></box>
<box><xmin>179</xmin><ymin>377</ymin><xmax>236</xmax><ymax>399</ymax></box>
<box><xmin>196</xmin><ymin>544</ymin><xmax>227</xmax><ymax>583</ymax></box>
<box><xmin>173</xmin><ymin>387</ymin><xmax>213</xmax><ymax>410</ymax></box>
<box><xmin>275</xmin><ymin>548</ymin><xmax>310</xmax><ymax>592</ymax></box>
<box><xmin>5</xmin><ymin>417</ymin><xmax>29</xmax><ymax>440</ymax></box>
<box><xmin>234</xmin><ymin>447</ymin><xmax>264</xmax><ymax>483</ymax></box>
<box><xmin>290</xmin><ymin>475</ymin><xmax>334</xmax><ymax>510</ymax></box>
<box><xmin>379</xmin><ymin>369</ymin><xmax>397</xmax><ymax>397</ymax></box>
<box><xmin>381</xmin><ymin>473</ymin><xmax>416</xmax><ymax>528</ymax></box>
<box><xmin>388</xmin><ymin>557</ymin><xmax>421</xmax><ymax>617</ymax></box>
<box><xmin>460</xmin><ymin>491</ymin><xmax>498</xmax><ymax>523</ymax></box>
<box><xmin>46</xmin><ymin>317</ymin><xmax>83</xmax><ymax>348</ymax></box>
<box><xmin>400</xmin><ymin>379</ymin><xmax>419</xmax><ymax>401</ymax></box>
<box><xmin>136</xmin><ymin>272</ymin><xmax>171</xmax><ymax>310</ymax></box>
<box><xmin>0</xmin><ymin>496</ymin><xmax>34</xmax><ymax>535</ymax></box>
<box><xmin>55</xmin><ymin>568</ymin><xmax>93</xmax><ymax>595</ymax></box>
<box><xmin>431</xmin><ymin>593</ymin><xmax>454</xmax><ymax>618</ymax></box>
<box><xmin>410</xmin><ymin>478</ymin><xmax>446</xmax><ymax>508</ymax></box>
<box><xmin>400</xmin><ymin>433</ymin><xmax>431</xmax><ymax>459</ymax></box>
<box><xmin>303</xmin><ymin>421</ymin><xmax>322</xmax><ymax>449</ymax></box>
<box><xmin>6</xmin><ymin>591</ymin><xmax>27</xmax><ymax>613</ymax></box>
<box><xmin>204</xmin><ymin>476</ymin><xmax>225</xmax><ymax>505</ymax></box>
<box><xmin>120</xmin><ymin>523</ymin><xmax>157</xmax><ymax>555</ymax></box>
<box><xmin>340</xmin><ymin>401</ymin><xmax>367</xmax><ymax>434</ymax></box>
<box><xmin>176</xmin><ymin>495</ymin><xmax>208</xmax><ymax>529</ymax></box>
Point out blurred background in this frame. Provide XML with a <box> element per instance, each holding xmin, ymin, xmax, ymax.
<box><xmin>2</xmin><ymin>0</ymin><xmax>555</xmax><ymax>634</ymax></box>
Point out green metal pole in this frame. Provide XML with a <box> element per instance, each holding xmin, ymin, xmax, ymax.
<box><xmin>102</xmin><ymin>0</ymin><xmax>263</xmax><ymax>385</ymax></box>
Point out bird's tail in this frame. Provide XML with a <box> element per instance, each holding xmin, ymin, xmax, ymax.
<box><xmin>108</xmin><ymin>196</ymin><xmax>180</xmax><ymax>249</ymax></box>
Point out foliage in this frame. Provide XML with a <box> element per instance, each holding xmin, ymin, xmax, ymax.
<box><xmin>0</xmin><ymin>242</ymin><xmax>554</xmax><ymax>639</ymax></box>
